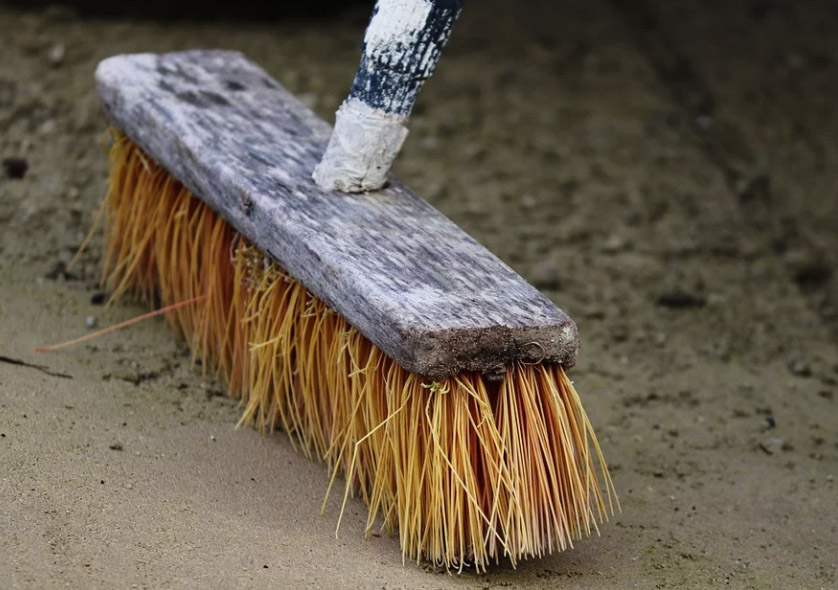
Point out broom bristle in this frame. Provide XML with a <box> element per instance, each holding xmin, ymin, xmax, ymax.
<box><xmin>102</xmin><ymin>131</ymin><xmax>618</xmax><ymax>571</ymax></box>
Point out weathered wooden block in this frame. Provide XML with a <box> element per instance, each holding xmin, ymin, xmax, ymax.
<box><xmin>95</xmin><ymin>50</ymin><xmax>578</xmax><ymax>379</ymax></box>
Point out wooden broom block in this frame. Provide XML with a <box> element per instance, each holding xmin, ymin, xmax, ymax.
<box><xmin>95</xmin><ymin>50</ymin><xmax>578</xmax><ymax>380</ymax></box>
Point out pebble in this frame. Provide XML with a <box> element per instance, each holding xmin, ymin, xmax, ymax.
<box><xmin>2</xmin><ymin>157</ymin><xmax>28</xmax><ymax>179</ymax></box>
<box><xmin>209</xmin><ymin>435</ymin><xmax>217</xmax><ymax>442</ymax></box>
<box><xmin>600</xmin><ymin>233</ymin><xmax>629</xmax><ymax>254</ymax></box>
<box><xmin>788</xmin><ymin>359</ymin><xmax>812</xmax><ymax>378</ymax></box>
<box><xmin>85</xmin><ymin>316</ymin><xmax>97</xmax><ymax>329</ymax></box>
<box><xmin>38</xmin><ymin>119</ymin><xmax>57</xmax><ymax>135</ymax></box>
<box><xmin>521</xmin><ymin>194</ymin><xmax>537</xmax><ymax>208</ymax></box>
<box><xmin>656</xmin><ymin>290</ymin><xmax>706</xmax><ymax>309</ymax></box>
<box><xmin>759</xmin><ymin>437</ymin><xmax>793</xmax><ymax>455</ymax></box>
<box><xmin>784</xmin><ymin>248</ymin><xmax>830</xmax><ymax>288</ymax></box>
<box><xmin>48</xmin><ymin>43</ymin><xmax>66</xmax><ymax>66</ymax></box>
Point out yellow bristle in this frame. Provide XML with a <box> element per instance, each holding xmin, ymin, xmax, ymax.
<box><xmin>102</xmin><ymin>130</ymin><xmax>618</xmax><ymax>571</ymax></box>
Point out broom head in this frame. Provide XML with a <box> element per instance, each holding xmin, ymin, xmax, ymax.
<box><xmin>96</xmin><ymin>50</ymin><xmax>617</xmax><ymax>571</ymax></box>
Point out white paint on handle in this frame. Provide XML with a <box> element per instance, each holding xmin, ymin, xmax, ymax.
<box><xmin>312</xmin><ymin>97</ymin><xmax>408</xmax><ymax>192</ymax></box>
<box><xmin>364</xmin><ymin>0</ymin><xmax>433</xmax><ymax>66</ymax></box>
<box><xmin>314</xmin><ymin>0</ymin><xmax>447</xmax><ymax>192</ymax></box>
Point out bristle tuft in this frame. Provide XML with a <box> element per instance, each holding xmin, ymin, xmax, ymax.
<box><xmin>102</xmin><ymin>131</ymin><xmax>618</xmax><ymax>571</ymax></box>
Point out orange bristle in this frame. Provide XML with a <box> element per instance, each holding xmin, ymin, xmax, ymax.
<box><xmin>101</xmin><ymin>130</ymin><xmax>617</xmax><ymax>571</ymax></box>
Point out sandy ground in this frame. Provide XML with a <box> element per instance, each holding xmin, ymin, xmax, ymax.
<box><xmin>1</xmin><ymin>1</ymin><xmax>836</xmax><ymax>588</ymax></box>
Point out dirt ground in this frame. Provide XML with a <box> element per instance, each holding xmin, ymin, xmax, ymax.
<box><xmin>1</xmin><ymin>1</ymin><xmax>836</xmax><ymax>588</ymax></box>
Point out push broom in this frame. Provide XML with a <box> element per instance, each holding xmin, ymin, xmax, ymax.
<box><xmin>89</xmin><ymin>0</ymin><xmax>616</xmax><ymax>571</ymax></box>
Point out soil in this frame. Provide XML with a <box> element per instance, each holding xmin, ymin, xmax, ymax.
<box><xmin>1</xmin><ymin>1</ymin><xmax>836</xmax><ymax>588</ymax></box>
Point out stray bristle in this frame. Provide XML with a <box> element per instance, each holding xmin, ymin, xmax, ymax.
<box><xmin>102</xmin><ymin>130</ymin><xmax>618</xmax><ymax>571</ymax></box>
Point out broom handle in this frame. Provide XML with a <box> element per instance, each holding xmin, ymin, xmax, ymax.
<box><xmin>313</xmin><ymin>0</ymin><xmax>464</xmax><ymax>193</ymax></box>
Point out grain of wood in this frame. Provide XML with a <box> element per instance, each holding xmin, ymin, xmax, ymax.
<box><xmin>95</xmin><ymin>50</ymin><xmax>578</xmax><ymax>379</ymax></box>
